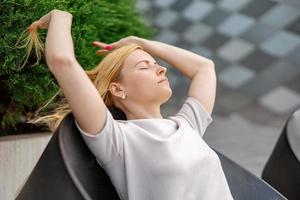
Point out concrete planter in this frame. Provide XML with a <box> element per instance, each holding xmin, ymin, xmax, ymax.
<box><xmin>0</xmin><ymin>132</ymin><xmax>52</xmax><ymax>200</ymax></box>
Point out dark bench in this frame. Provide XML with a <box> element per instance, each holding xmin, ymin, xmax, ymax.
<box><xmin>262</xmin><ymin>108</ymin><xmax>300</xmax><ymax>200</ymax></box>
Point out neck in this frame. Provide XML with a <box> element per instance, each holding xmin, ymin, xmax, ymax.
<box><xmin>123</xmin><ymin>102</ymin><xmax>163</xmax><ymax>120</ymax></box>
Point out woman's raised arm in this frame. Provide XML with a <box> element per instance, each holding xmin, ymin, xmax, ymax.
<box><xmin>42</xmin><ymin>10</ymin><xmax>108</xmax><ymax>135</ymax></box>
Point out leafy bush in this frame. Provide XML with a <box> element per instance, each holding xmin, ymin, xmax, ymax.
<box><xmin>0</xmin><ymin>0</ymin><xmax>154</xmax><ymax>136</ymax></box>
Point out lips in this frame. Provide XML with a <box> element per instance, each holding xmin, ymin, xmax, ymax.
<box><xmin>158</xmin><ymin>78</ymin><xmax>168</xmax><ymax>83</ymax></box>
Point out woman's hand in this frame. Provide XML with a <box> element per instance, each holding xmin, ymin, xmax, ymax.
<box><xmin>92</xmin><ymin>36</ymin><xmax>145</xmax><ymax>55</ymax></box>
<box><xmin>28</xmin><ymin>9</ymin><xmax>72</xmax><ymax>31</ymax></box>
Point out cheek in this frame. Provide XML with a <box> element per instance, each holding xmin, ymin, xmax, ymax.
<box><xmin>128</xmin><ymin>74</ymin><xmax>157</xmax><ymax>91</ymax></box>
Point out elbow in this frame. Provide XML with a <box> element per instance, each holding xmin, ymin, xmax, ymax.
<box><xmin>47</xmin><ymin>55</ymin><xmax>76</xmax><ymax>72</ymax></box>
<box><xmin>205</xmin><ymin>60</ymin><xmax>216</xmax><ymax>77</ymax></box>
<box><xmin>192</xmin><ymin>60</ymin><xmax>216</xmax><ymax>79</ymax></box>
<box><xmin>195</xmin><ymin>60</ymin><xmax>215</xmax><ymax>73</ymax></box>
<box><xmin>206</xmin><ymin>60</ymin><xmax>215</xmax><ymax>69</ymax></box>
<box><xmin>200</xmin><ymin>60</ymin><xmax>215</xmax><ymax>73</ymax></box>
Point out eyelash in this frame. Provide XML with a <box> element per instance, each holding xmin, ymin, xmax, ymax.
<box><xmin>140</xmin><ymin>62</ymin><xmax>157</xmax><ymax>69</ymax></box>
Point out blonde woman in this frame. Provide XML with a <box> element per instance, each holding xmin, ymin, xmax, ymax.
<box><xmin>27</xmin><ymin>9</ymin><xmax>233</xmax><ymax>200</ymax></box>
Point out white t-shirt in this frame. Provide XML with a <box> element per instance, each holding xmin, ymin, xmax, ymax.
<box><xmin>75</xmin><ymin>96</ymin><xmax>234</xmax><ymax>200</ymax></box>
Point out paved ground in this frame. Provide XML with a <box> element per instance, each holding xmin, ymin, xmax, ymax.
<box><xmin>202</xmin><ymin>113</ymin><xmax>284</xmax><ymax>177</ymax></box>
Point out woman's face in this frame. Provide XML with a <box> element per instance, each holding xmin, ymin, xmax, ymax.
<box><xmin>114</xmin><ymin>49</ymin><xmax>172</xmax><ymax>105</ymax></box>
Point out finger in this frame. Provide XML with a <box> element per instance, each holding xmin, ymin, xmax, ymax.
<box><xmin>28</xmin><ymin>21</ymin><xmax>39</xmax><ymax>32</ymax></box>
<box><xmin>96</xmin><ymin>49</ymin><xmax>109</xmax><ymax>55</ymax></box>
<box><xmin>92</xmin><ymin>41</ymin><xmax>108</xmax><ymax>48</ymax></box>
<box><xmin>109</xmin><ymin>42</ymin><xmax>120</xmax><ymax>50</ymax></box>
<box><xmin>92</xmin><ymin>41</ymin><xmax>119</xmax><ymax>51</ymax></box>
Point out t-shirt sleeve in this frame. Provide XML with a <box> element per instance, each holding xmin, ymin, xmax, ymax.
<box><xmin>174</xmin><ymin>96</ymin><xmax>213</xmax><ymax>137</ymax></box>
<box><xmin>74</xmin><ymin>107</ymin><xmax>124</xmax><ymax>167</ymax></box>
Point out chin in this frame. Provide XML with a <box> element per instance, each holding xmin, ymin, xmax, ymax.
<box><xmin>162</xmin><ymin>89</ymin><xmax>173</xmax><ymax>103</ymax></box>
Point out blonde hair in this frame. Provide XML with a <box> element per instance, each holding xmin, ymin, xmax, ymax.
<box><xmin>17</xmin><ymin>25</ymin><xmax>142</xmax><ymax>133</ymax></box>
<box><xmin>15</xmin><ymin>26</ymin><xmax>44</xmax><ymax>69</ymax></box>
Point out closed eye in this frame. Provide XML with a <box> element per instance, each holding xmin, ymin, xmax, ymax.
<box><xmin>138</xmin><ymin>61</ymin><xmax>157</xmax><ymax>70</ymax></box>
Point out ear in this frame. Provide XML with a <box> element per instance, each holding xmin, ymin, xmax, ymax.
<box><xmin>109</xmin><ymin>82</ymin><xmax>125</xmax><ymax>99</ymax></box>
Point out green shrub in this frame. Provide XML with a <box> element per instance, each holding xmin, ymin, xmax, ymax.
<box><xmin>0</xmin><ymin>0</ymin><xmax>155</xmax><ymax>136</ymax></box>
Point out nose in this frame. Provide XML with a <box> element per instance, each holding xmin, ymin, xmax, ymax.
<box><xmin>157</xmin><ymin>65</ymin><xmax>167</xmax><ymax>75</ymax></box>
